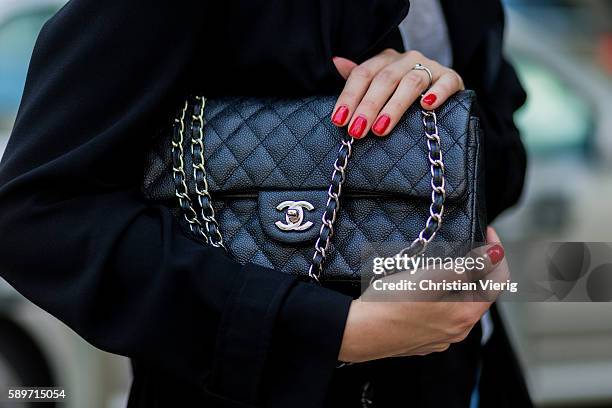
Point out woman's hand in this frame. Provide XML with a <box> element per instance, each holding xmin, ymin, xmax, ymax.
<box><xmin>331</xmin><ymin>49</ymin><xmax>464</xmax><ymax>138</ymax></box>
<box><xmin>338</xmin><ymin>228</ymin><xmax>508</xmax><ymax>363</ymax></box>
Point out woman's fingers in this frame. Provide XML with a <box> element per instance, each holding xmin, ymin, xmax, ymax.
<box><xmin>345</xmin><ymin>58</ymin><xmax>415</xmax><ymax>138</ymax></box>
<box><xmin>371</xmin><ymin>68</ymin><xmax>436</xmax><ymax>137</ymax></box>
<box><xmin>332</xmin><ymin>49</ymin><xmax>466</xmax><ymax>138</ymax></box>
<box><xmin>368</xmin><ymin>64</ymin><xmax>460</xmax><ymax>137</ymax></box>
<box><xmin>346</xmin><ymin>51</ymin><xmax>438</xmax><ymax>138</ymax></box>
<box><xmin>487</xmin><ymin>226</ymin><xmax>501</xmax><ymax>245</ymax></box>
<box><xmin>420</xmin><ymin>69</ymin><xmax>465</xmax><ymax>110</ymax></box>
<box><xmin>331</xmin><ymin>50</ymin><xmax>399</xmax><ymax>128</ymax></box>
<box><xmin>332</xmin><ymin>56</ymin><xmax>357</xmax><ymax>80</ymax></box>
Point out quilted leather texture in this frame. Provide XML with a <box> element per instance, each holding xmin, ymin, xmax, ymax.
<box><xmin>142</xmin><ymin>91</ymin><xmax>486</xmax><ymax>282</ymax></box>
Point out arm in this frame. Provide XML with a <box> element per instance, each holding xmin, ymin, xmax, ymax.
<box><xmin>0</xmin><ymin>0</ymin><xmax>351</xmax><ymax>405</ymax></box>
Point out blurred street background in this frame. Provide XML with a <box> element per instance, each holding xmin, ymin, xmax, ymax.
<box><xmin>0</xmin><ymin>0</ymin><xmax>611</xmax><ymax>407</ymax></box>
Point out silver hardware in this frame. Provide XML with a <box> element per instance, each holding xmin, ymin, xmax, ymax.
<box><xmin>171</xmin><ymin>100</ymin><xmax>209</xmax><ymax>240</ymax></box>
<box><xmin>361</xmin><ymin>382</ymin><xmax>374</xmax><ymax>408</ymax></box>
<box><xmin>412</xmin><ymin>63</ymin><xmax>434</xmax><ymax>93</ymax></box>
<box><xmin>311</xmin><ymin>107</ymin><xmax>445</xmax><ymax>284</ymax></box>
<box><xmin>171</xmin><ymin>96</ymin><xmax>225</xmax><ymax>249</ymax></box>
<box><xmin>381</xmin><ymin>109</ymin><xmax>446</xmax><ymax>281</ymax></box>
<box><xmin>190</xmin><ymin>96</ymin><xmax>225</xmax><ymax>248</ymax></box>
<box><xmin>275</xmin><ymin>201</ymin><xmax>314</xmax><ymax>231</ymax></box>
<box><xmin>308</xmin><ymin>136</ymin><xmax>354</xmax><ymax>283</ymax></box>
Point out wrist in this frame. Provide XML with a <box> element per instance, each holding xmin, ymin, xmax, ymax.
<box><xmin>338</xmin><ymin>299</ymin><xmax>374</xmax><ymax>363</ymax></box>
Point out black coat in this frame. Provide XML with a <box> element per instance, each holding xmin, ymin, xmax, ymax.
<box><xmin>0</xmin><ymin>0</ymin><xmax>530</xmax><ymax>407</ymax></box>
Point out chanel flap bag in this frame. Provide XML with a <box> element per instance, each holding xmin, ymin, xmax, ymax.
<box><xmin>142</xmin><ymin>91</ymin><xmax>486</xmax><ymax>287</ymax></box>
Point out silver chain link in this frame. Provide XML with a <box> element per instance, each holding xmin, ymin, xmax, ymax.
<box><xmin>171</xmin><ymin>97</ymin><xmax>225</xmax><ymax>248</ymax></box>
<box><xmin>377</xmin><ymin>110</ymin><xmax>446</xmax><ymax>279</ymax></box>
<box><xmin>171</xmin><ymin>100</ymin><xmax>209</xmax><ymax>241</ymax></box>
<box><xmin>190</xmin><ymin>96</ymin><xmax>225</xmax><ymax>249</ymax></box>
<box><xmin>308</xmin><ymin>135</ymin><xmax>354</xmax><ymax>283</ymax></box>
<box><xmin>314</xmin><ymin>109</ymin><xmax>446</xmax><ymax>284</ymax></box>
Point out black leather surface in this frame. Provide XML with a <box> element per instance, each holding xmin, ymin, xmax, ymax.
<box><xmin>142</xmin><ymin>91</ymin><xmax>486</xmax><ymax>282</ymax></box>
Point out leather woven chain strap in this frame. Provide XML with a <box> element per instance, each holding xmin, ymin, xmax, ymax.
<box><xmin>171</xmin><ymin>97</ymin><xmax>225</xmax><ymax>249</ymax></box>
<box><xmin>171</xmin><ymin>96</ymin><xmax>446</xmax><ymax>283</ymax></box>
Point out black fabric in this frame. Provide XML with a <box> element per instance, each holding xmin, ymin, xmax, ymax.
<box><xmin>326</xmin><ymin>324</ymin><xmax>483</xmax><ymax>408</ymax></box>
<box><xmin>441</xmin><ymin>0</ymin><xmax>527</xmax><ymax>220</ymax></box>
<box><xmin>0</xmin><ymin>0</ymin><xmax>529</xmax><ymax>407</ymax></box>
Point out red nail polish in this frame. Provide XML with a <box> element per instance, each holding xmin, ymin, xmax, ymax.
<box><xmin>423</xmin><ymin>93</ymin><xmax>437</xmax><ymax>106</ymax></box>
<box><xmin>372</xmin><ymin>114</ymin><xmax>391</xmax><ymax>135</ymax></box>
<box><xmin>332</xmin><ymin>105</ymin><xmax>349</xmax><ymax>126</ymax></box>
<box><xmin>487</xmin><ymin>244</ymin><xmax>505</xmax><ymax>265</ymax></box>
<box><xmin>348</xmin><ymin>115</ymin><xmax>368</xmax><ymax>138</ymax></box>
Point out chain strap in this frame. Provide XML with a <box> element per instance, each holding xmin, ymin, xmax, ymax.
<box><xmin>171</xmin><ymin>100</ymin><xmax>210</xmax><ymax>240</ymax></box>
<box><xmin>372</xmin><ymin>110</ymin><xmax>446</xmax><ymax>281</ymax></box>
<box><xmin>190</xmin><ymin>96</ymin><xmax>225</xmax><ymax>249</ymax></box>
<box><xmin>311</xmin><ymin>110</ymin><xmax>446</xmax><ymax>283</ymax></box>
<box><xmin>308</xmin><ymin>134</ymin><xmax>354</xmax><ymax>283</ymax></box>
<box><xmin>171</xmin><ymin>98</ymin><xmax>445</xmax><ymax>283</ymax></box>
<box><xmin>398</xmin><ymin>111</ymin><xmax>446</xmax><ymax>254</ymax></box>
<box><xmin>170</xmin><ymin>97</ymin><xmax>225</xmax><ymax>248</ymax></box>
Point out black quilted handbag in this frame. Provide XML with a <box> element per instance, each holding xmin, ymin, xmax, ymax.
<box><xmin>142</xmin><ymin>91</ymin><xmax>486</xmax><ymax>288</ymax></box>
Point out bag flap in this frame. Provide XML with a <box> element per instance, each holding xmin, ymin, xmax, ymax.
<box><xmin>142</xmin><ymin>91</ymin><xmax>476</xmax><ymax>204</ymax></box>
<box><xmin>201</xmin><ymin>92</ymin><xmax>474</xmax><ymax>200</ymax></box>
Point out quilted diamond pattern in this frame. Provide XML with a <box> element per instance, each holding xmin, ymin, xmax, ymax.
<box><xmin>144</xmin><ymin>92</ymin><xmax>474</xmax><ymax>201</ymax></box>
<box><xmin>142</xmin><ymin>91</ymin><xmax>486</xmax><ymax>281</ymax></box>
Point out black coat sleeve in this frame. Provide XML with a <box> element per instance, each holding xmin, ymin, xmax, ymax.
<box><xmin>452</xmin><ymin>0</ymin><xmax>528</xmax><ymax>221</ymax></box>
<box><xmin>479</xmin><ymin>57</ymin><xmax>528</xmax><ymax>223</ymax></box>
<box><xmin>0</xmin><ymin>0</ymin><xmax>363</xmax><ymax>406</ymax></box>
<box><xmin>477</xmin><ymin>22</ymin><xmax>528</xmax><ymax>222</ymax></box>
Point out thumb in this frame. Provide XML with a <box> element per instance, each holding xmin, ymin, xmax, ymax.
<box><xmin>333</xmin><ymin>56</ymin><xmax>358</xmax><ymax>80</ymax></box>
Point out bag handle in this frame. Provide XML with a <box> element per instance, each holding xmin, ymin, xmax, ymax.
<box><xmin>170</xmin><ymin>97</ymin><xmax>446</xmax><ymax>283</ymax></box>
<box><xmin>171</xmin><ymin>96</ymin><xmax>225</xmax><ymax>248</ymax></box>
<box><xmin>307</xmin><ymin>110</ymin><xmax>446</xmax><ymax>283</ymax></box>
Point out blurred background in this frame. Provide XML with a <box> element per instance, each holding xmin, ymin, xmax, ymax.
<box><xmin>0</xmin><ymin>0</ymin><xmax>611</xmax><ymax>407</ymax></box>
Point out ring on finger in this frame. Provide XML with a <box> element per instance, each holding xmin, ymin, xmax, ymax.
<box><xmin>412</xmin><ymin>63</ymin><xmax>434</xmax><ymax>94</ymax></box>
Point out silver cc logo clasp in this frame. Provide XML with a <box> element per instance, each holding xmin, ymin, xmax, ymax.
<box><xmin>275</xmin><ymin>201</ymin><xmax>314</xmax><ymax>231</ymax></box>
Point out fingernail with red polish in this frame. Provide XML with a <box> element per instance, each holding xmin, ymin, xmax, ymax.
<box><xmin>487</xmin><ymin>244</ymin><xmax>505</xmax><ymax>265</ymax></box>
<box><xmin>349</xmin><ymin>115</ymin><xmax>368</xmax><ymax>138</ymax></box>
<box><xmin>332</xmin><ymin>105</ymin><xmax>349</xmax><ymax>126</ymax></box>
<box><xmin>372</xmin><ymin>114</ymin><xmax>391</xmax><ymax>135</ymax></box>
<box><xmin>423</xmin><ymin>93</ymin><xmax>437</xmax><ymax>106</ymax></box>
